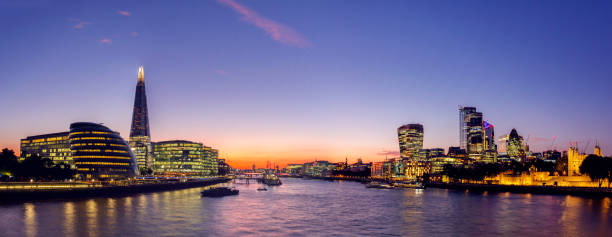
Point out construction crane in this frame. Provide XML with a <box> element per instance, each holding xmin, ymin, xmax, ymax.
<box><xmin>550</xmin><ymin>136</ymin><xmax>557</xmax><ymax>150</ymax></box>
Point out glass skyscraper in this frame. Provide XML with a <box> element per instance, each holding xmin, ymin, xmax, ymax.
<box><xmin>459</xmin><ymin>106</ymin><xmax>484</xmax><ymax>160</ymax></box>
<box><xmin>397</xmin><ymin>124</ymin><xmax>424</xmax><ymax>160</ymax></box>
<box><xmin>129</xmin><ymin>66</ymin><xmax>153</xmax><ymax>172</ymax></box>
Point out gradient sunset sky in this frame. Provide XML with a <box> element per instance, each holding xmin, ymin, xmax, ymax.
<box><xmin>1</xmin><ymin>0</ymin><xmax>612</xmax><ymax>168</ymax></box>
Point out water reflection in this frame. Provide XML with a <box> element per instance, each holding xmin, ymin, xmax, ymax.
<box><xmin>63</xmin><ymin>202</ymin><xmax>75</xmax><ymax>237</ymax></box>
<box><xmin>2</xmin><ymin>179</ymin><xmax>612</xmax><ymax>236</ymax></box>
<box><xmin>24</xmin><ymin>203</ymin><xmax>36</xmax><ymax>237</ymax></box>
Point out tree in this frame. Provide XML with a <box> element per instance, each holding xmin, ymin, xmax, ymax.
<box><xmin>555</xmin><ymin>155</ymin><xmax>568</xmax><ymax>176</ymax></box>
<box><xmin>0</xmin><ymin>148</ymin><xmax>19</xmax><ymax>176</ymax></box>
<box><xmin>579</xmin><ymin>155</ymin><xmax>609</xmax><ymax>188</ymax></box>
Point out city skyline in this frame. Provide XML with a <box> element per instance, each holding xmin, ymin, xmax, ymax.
<box><xmin>2</xmin><ymin>1</ymin><xmax>612</xmax><ymax>168</ymax></box>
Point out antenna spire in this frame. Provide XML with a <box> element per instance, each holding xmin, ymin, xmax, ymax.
<box><xmin>138</xmin><ymin>65</ymin><xmax>144</xmax><ymax>82</ymax></box>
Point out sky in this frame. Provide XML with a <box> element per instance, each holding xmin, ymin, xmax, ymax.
<box><xmin>1</xmin><ymin>0</ymin><xmax>612</xmax><ymax>169</ymax></box>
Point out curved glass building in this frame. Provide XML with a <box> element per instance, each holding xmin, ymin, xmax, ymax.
<box><xmin>398</xmin><ymin>124</ymin><xmax>424</xmax><ymax>160</ymax></box>
<box><xmin>70</xmin><ymin>122</ymin><xmax>138</xmax><ymax>180</ymax></box>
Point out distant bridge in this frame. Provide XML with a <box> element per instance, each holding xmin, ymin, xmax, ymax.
<box><xmin>233</xmin><ymin>173</ymin><xmax>264</xmax><ymax>184</ymax></box>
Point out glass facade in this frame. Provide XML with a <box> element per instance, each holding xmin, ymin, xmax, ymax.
<box><xmin>152</xmin><ymin>140</ymin><xmax>218</xmax><ymax>177</ymax></box>
<box><xmin>130</xmin><ymin>66</ymin><xmax>153</xmax><ymax>170</ymax></box>
<box><xmin>20</xmin><ymin>132</ymin><xmax>72</xmax><ymax>167</ymax></box>
<box><xmin>460</xmin><ymin>106</ymin><xmax>485</xmax><ymax>160</ymax></box>
<box><xmin>397</xmin><ymin>124</ymin><xmax>424</xmax><ymax>160</ymax></box>
<box><xmin>506</xmin><ymin>128</ymin><xmax>525</xmax><ymax>160</ymax></box>
<box><xmin>70</xmin><ymin>122</ymin><xmax>138</xmax><ymax>180</ymax></box>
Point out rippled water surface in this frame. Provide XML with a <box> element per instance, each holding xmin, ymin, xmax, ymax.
<box><xmin>1</xmin><ymin>178</ymin><xmax>612</xmax><ymax>236</ymax></box>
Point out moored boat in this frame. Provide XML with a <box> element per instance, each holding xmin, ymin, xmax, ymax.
<box><xmin>201</xmin><ymin>187</ymin><xmax>239</xmax><ymax>197</ymax></box>
<box><xmin>365</xmin><ymin>182</ymin><xmax>394</xmax><ymax>189</ymax></box>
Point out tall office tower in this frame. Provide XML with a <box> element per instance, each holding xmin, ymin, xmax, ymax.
<box><xmin>484</xmin><ymin>121</ymin><xmax>496</xmax><ymax>151</ymax></box>
<box><xmin>483</xmin><ymin>121</ymin><xmax>497</xmax><ymax>163</ymax></box>
<box><xmin>397</xmin><ymin>124</ymin><xmax>424</xmax><ymax>160</ymax></box>
<box><xmin>459</xmin><ymin>106</ymin><xmax>484</xmax><ymax>160</ymax></box>
<box><xmin>129</xmin><ymin>66</ymin><xmax>153</xmax><ymax>172</ymax></box>
<box><xmin>506</xmin><ymin>128</ymin><xmax>525</xmax><ymax>160</ymax></box>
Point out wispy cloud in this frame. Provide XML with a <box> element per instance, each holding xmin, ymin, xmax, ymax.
<box><xmin>217</xmin><ymin>0</ymin><xmax>311</xmax><ymax>48</ymax></box>
<box><xmin>130</xmin><ymin>32</ymin><xmax>139</xmax><ymax>37</ymax></box>
<box><xmin>377</xmin><ymin>150</ymin><xmax>400</xmax><ymax>157</ymax></box>
<box><xmin>69</xmin><ymin>18</ymin><xmax>90</xmax><ymax>29</ymax></box>
<box><xmin>117</xmin><ymin>10</ymin><xmax>131</xmax><ymax>16</ymax></box>
<box><xmin>99</xmin><ymin>38</ymin><xmax>112</xmax><ymax>44</ymax></box>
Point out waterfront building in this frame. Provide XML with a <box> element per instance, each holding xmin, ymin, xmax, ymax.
<box><xmin>285</xmin><ymin>164</ymin><xmax>304</xmax><ymax>175</ymax></box>
<box><xmin>371</xmin><ymin>161</ymin><xmax>384</xmax><ymax>178</ymax></box>
<box><xmin>129</xmin><ymin>66</ymin><xmax>153</xmax><ymax>172</ymax></box>
<box><xmin>202</xmin><ymin>147</ymin><xmax>219</xmax><ymax>176</ymax></box>
<box><xmin>567</xmin><ymin>146</ymin><xmax>602</xmax><ymax>176</ymax></box>
<box><xmin>70</xmin><ymin>122</ymin><xmax>138</xmax><ymax>179</ymax></box>
<box><xmin>404</xmin><ymin>160</ymin><xmax>431</xmax><ymax>179</ymax></box>
<box><xmin>20</xmin><ymin>132</ymin><xmax>72</xmax><ymax>167</ymax></box>
<box><xmin>303</xmin><ymin>161</ymin><xmax>335</xmax><ymax>177</ymax></box>
<box><xmin>152</xmin><ymin>140</ymin><xmax>218</xmax><ymax>177</ymax></box>
<box><xmin>397</xmin><ymin>124</ymin><xmax>424</xmax><ymax>160</ymax></box>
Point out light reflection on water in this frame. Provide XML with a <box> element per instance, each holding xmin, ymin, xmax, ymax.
<box><xmin>1</xmin><ymin>178</ymin><xmax>611</xmax><ymax>236</ymax></box>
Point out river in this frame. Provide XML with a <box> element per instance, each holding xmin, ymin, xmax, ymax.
<box><xmin>1</xmin><ymin>178</ymin><xmax>611</xmax><ymax>236</ymax></box>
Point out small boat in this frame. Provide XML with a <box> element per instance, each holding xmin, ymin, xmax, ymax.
<box><xmin>366</xmin><ymin>182</ymin><xmax>394</xmax><ymax>189</ymax></box>
<box><xmin>257</xmin><ymin>187</ymin><xmax>268</xmax><ymax>191</ymax></box>
<box><xmin>201</xmin><ymin>187</ymin><xmax>239</xmax><ymax>197</ymax></box>
<box><xmin>393</xmin><ymin>181</ymin><xmax>426</xmax><ymax>189</ymax></box>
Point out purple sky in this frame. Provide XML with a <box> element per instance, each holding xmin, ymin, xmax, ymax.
<box><xmin>1</xmin><ymin>0</ymin><xmax>612</xmax><ymax>168</ymax></box>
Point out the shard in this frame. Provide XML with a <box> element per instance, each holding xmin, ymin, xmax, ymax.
<box><xmin>129</xmin><ymin>66</ymin><xmax>152</xmax><ymax>172</ymax></box>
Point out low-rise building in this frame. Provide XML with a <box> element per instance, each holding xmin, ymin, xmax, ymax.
<box><xmin>20</xmin><ymin>132</ymin><xmax>72</xmax><ymax>167</ymax></box>
<box><xmin>152</xmin><ymin>140</ymin><xmax>218</xmax><ymax>177</ymax></box>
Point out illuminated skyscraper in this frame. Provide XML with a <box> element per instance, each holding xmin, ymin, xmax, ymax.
<box><xmin>129</xmin><ymin>66</ymin><xmax>153</xmax><ymax>172</ymax></box>
<box><xmin>397</xmin><ymin>124</ymin><xmax>424</xmax><ymax>160</ymax></box>
<box><xmin>506</xmin><ymin>128</ymin><xmax>525</xmax><ymax>160</ymax></box>
<box><xmin>482</xmin><ymin>121</ymin><xmax>497</xmax><ymax>163</ymax></box>
<box><xmin>459</xmin><ymin>106</ymin><xmax>484</xmax><ymax>160</ymax></box>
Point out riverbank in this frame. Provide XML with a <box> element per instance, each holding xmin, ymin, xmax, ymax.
<box><xmin>0</xmin><ymin>177</ymin><xmax>230</xmax><ymax>202</ymax></box>
<box><xmin>428</xmin><ymin>182</ymin><xmax>612</xmax><ymax>197</ymax></box>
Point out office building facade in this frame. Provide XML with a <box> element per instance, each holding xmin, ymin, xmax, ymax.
<box><xmin>20</xmin><ymin>132</ymin><xmax>72</xmax><ymax>167</ymax></box>
<box><xmin>152</xmin><ymin>140</ymin><xmax>218</xmax><ymax>176</ymax></box>
<box><xmin>460</xmin><ymin>106</ymin><xmax>485</xmax><ymax>160</ymax></box>
<box><xmin>398</xmin><ymin>124</ymin><xmax>424</xmax><ymax>160</ymax></box>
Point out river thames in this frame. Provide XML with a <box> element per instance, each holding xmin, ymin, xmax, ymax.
<box><xmin>1</xmin><ymin>178</ymin><xmax>611</xmax><ymax>236</ymax></box>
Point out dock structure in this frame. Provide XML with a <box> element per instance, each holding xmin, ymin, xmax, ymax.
<box><xmin>0</xmin><ymin>177</ymin><xmax>230</xmax><ymax>201</ymax></box>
